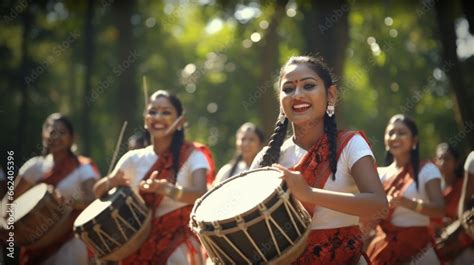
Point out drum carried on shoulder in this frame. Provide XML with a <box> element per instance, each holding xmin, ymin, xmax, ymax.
<box><xmin>12</xmin><ymin>183</ymin><xmax>73</xmax><ymax>249</ymax></box>
<box><xmin>190</xmin><ymin>167</ymin><xmax>311</xmax><ymax>265</ymax></box>
<box><xmin>73</xmin><ymin>186</ymin><xmax>152</xmax><ymax>261</ymax></box>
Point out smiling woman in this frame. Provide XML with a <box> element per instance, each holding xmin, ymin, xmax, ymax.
<box><xmin>13</xmin><ymin>113</ymin><xmax>100</xmax><ymax>265</ymax></box>
<box><xmin>367</xmin><ymin>114</ymin><xmax>445</xmax><ymax>264</ymax></box>
<box><xmin>251</xmin><ymin>55</ymin><xmax>388</xmax><ymax>264</ymax></box>
<box><xmin>93</xmin><ymin>90</ymin><xmax>216</xmax><ymax>265</ymax></box>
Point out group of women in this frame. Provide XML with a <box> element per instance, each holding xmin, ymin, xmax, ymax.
<box><xmin>3</xmin><ymin>55</ymin><xmax>473</xmax><ymax>265</ymax></box>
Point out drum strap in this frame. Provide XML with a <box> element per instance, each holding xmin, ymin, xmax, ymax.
<box><xmin>291</xmin><ymin>130</ymin><xmax>369</xmax><ymax>215</ymax></box>
<box><xmin>42</xmin><ymin>155</ymin><xmax>99</xmax><ymax>187</ymax></box>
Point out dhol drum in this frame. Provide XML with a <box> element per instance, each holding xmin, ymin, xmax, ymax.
<box><xmin>190</xmin><ymin>167</ymin><xmax>311</xmax><ymax>265</ymax></box>
<box><xmin>12</xmin><ymin>183</ymin><xmax>73</xmax><ymax>249</ymax></box>
<box><xmin>73</xmin><ymin>186</ymin><xmax>151</xmax><ymax>261</ymax></box>
<box><xmin>435</xmin><ymin>218</ymin><xmax>473</xmax><ymax>262</ymax></box>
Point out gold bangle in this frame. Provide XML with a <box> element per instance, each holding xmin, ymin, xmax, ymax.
<box><xmin>415</xmin><ymin>199</ymin><xmax>423</xmax><ymax>213</ymax></box>
<box><xmin>167</xmin><ymin>185</ymin><xmax>184</xmax><ymax>200</ymax></box>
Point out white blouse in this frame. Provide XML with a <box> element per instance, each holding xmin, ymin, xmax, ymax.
<box><xmin>251</xmin><ymin>134</ymin><xmax>374</xmax><ymax>230</ymax></box>
<box><xmin>113</xmin><ymin>145</ymin><xmax>210</xmax><ymax>217</ymax></box>
<box><xmin>378</xmin><ymin>162</ymin><xmax>442</xmax><ymax>227</ymax></box>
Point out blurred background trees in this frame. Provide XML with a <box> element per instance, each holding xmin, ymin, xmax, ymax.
<box><xmin>1</xmin><ymin>0</ymin><xmax>473</xmax><ymax>173</ymax></box>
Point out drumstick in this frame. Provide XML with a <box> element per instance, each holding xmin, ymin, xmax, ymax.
<box><xmin>143</xmin><ymin>76</ymin><xmax>149</xmax><ymax>107</ymax></box>
<box><xmin>107</xmin><ymin>121</ymin><xmax>128</xmax><ymax>176</ymax></box>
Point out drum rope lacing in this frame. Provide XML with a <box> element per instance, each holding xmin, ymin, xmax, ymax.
<box><xmin>79</xmin><ymin>191</ymin><xmax>149</xmax><ymax>258</ymax></box>
<box><xmin>195</xmin><ymin>186</ymin><xmax>310</xmax><ymax>264</ymax></box>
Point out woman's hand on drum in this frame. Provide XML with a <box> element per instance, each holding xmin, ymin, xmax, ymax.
<box><xmin>273</xmin><ymin>164</ymin><xmax>313</xmax><ymax>203</ymax></box>
<box><xmin>109</xmin><ymin>170</ymin><xmax>130</xmax><ymax>187</ymax></box>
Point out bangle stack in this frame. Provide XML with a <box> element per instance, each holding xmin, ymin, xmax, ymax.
<box><xmin>167</xmin><ymin>185</ymin><xmax>184</xmax><ymax>201</ymax></box>
<box><xmin>415</xmin><ymin>199</ymin><xmax>423</xmax><ymax>213</ymax></box>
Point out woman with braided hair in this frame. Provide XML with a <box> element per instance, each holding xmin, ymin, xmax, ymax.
<box><xmin>93</xmin><ymin>90</ymin><xmax>215</xmax><ymax>265</ymax></box>
<box><xmin>250</xmin><ymin>55</ymin><xmax>387</xmax><ymax>264</ymax></box>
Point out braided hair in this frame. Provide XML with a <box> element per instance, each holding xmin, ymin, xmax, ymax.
<box><xmin>384</xmin><ymin>114</ymin><xmax>421</xmax><ymax>189</ymax></box>
<box><xmin>148</xmin><ymin>90</ymin><xmax>185</xmax><ymax>175</ymax></box>
<box><xmin>260</xmin><ymin>56</ymin><xmax>338</xmax><ymax>176</ymax></box>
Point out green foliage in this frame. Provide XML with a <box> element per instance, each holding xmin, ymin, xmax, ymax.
<box><xmin>1</xmin><ymin>0</ymin><xmax>470</xmax><ymax>176</ymax></box>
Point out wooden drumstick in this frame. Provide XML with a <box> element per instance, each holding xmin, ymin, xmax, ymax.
<box><xmin>107</xmin><ymin>121</ymin><xmax>128</xmax><ymax>176</ymax></box>
<box><xmin>143</xmin><ymin>76</ymin><xmax>149</xmax><ymax>107</ymax></box>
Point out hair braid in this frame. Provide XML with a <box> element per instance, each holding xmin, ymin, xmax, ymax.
<box><xmin>324</xmin><ymin>114</ymin><xmax>338</xmax><ymax>179</ymax></box>
<box><xmin>170</xmin><ymin>130</ymin><xmax>185</xmax><ymax>175</ymax></box>
<box><xmin>259</xmin><ymin>114</ymin><xmax>288</xmax><ymax>167</ymax></box>
<box><xmin>228</xmin><ymin>154</ymin><xmax>243</xmax><ymax>178</ymax></box>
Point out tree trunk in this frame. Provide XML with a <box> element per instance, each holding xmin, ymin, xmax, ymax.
<box><xmin>435</xmin><ymin>0</ymin><xmax>474</xmax><ymax>150</ymax></box>
<box><xmin>113</xmin><ymin>0</ymin><xmax>138</xmax><ymax>130</ymax></box>
<box><xmin>81</xmin><ymin>0</ymin><xmax>94</xmax><ymax>155</ymax></box>
<box><xmin>300</xmin><ymin>0</ymin><xmax>350</xmax><ymax>126</ymax></box>
<box><xmin>258</xmin><ymin>0</ymin><xmax>289</xmax><ymax>138</ymax></box>
<box><xmin>300</xmin><ymin>0</ymin><xmax>350</xmax><ymax>79</ymax></box>
<box><xmin>16</xmin><ymin>4</ymin><xmax>32</xmax><ymax>161</ymax></box>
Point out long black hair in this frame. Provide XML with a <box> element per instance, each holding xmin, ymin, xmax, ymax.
<box><xmin>436</xmin><ymin>142</ymin><xmax>464</xmax><ymax>178</ymax></box>
<box><xmin>384</xmin><ymin>114</ymin><xmax>421</xmax><ymax>189</ymax></box>
<box><xmin>41</xmin><ymin>113</ymin><xmax>75</xmax><ymax>157</ymax></box>
<box><xmin>259</xmin><ymin>56</ymin><xmax>338</xmax><ymax>178</ymax></box>
<box><xmin>228</xmin><ymin>122</ymin><xmax>265</xmax><ymax>177</ymax></box>
<box><xmin>148</xmin><ymin>90</ymin><xmax>185</xmax><ymax>175</ymax></box>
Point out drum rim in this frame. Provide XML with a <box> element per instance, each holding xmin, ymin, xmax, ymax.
<box><xmin>73</xmin><ymin>186</ymin><xmax>136</xmax><ymax>227</ymax></box>
<box><xmin>13</xmin><ymin>183</ymin><xmax>50</xmax><ymax>222</ymax></box>
<box><xmin>190</xmin><ymin>167</ymin><xmax>285</xmax><ymax>228</ymax></box>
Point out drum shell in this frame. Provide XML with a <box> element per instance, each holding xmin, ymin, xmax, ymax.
<box><xmin>191</xmin><ymin>168</ymin><xmax>311</xmax><ymax>264</ymax></box>
<box><xmin>14</xmin><ymin>184</ymin><xmax>73</xmax><ymax>248</ymax></box>
<box><xmin>74</xmin><ymin>187</ymin><xmax>151</xmax><ymax>261</ymax></box>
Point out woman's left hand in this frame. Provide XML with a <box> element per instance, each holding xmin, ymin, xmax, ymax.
<box><xmin>139</xmin><ymin>171</ymin><xmax>170</xmax><ymax>194</ymax></box>
<box><xmin>272</xmin><ymin>164</ymin><xmax>313</xmax><ymax>202</ymax></box>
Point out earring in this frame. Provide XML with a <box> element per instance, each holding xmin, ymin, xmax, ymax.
<box><xmin>326</xmin><ymin>105</ymin><xmax>335</xmax><ymax>117</ymax></box>
<box><xmin>177</xmin><ymin>126</ymin><xmax>182</xmax><ymax>131</ymax></box>
<box><xmin>412</xmin><ymin>145</ymin><xmax>416</xmax><ymax>150</ymax></box>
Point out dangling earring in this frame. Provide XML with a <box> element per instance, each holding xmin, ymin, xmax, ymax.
<box><xmin>326</xmin><ymin>105</ymin><xmax>335</xmax><ymax>117</ymax></box>
<box><xmin>412</xmin><ymin>145</ymin><xmax>416</xmax><ymax>150</ymax></box>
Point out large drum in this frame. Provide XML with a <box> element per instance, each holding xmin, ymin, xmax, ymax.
<box><xmin>435</xmin><ymin>218</ymin><xmax>473</xmax><ymax>262</ymax></box>
<box><xmin>190</xmin><ymin>167</ymin><xmax>311</xmax><ymax>265</ymax></box>
<box><xmin>73</xmin><ymin>186</ymin><xmax>151</xmax><ymax>261</ymax></box>
<box><xmin>13</xmin><ymin>183</ymin><xmax>73</xmax><ymax>249</ymax></box>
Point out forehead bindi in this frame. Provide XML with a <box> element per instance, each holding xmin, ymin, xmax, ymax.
<box><xmin>282</xmin><ymin>64</ymin><xmax>321</xmax><ymax>84</ymax></box>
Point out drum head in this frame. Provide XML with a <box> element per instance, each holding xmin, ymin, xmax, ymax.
<box><xmin>13</xmin><ymin>183</ymin><xmax>49</xmax><ymax>222</ymax></box>
<box><xmin>194</xmin><ymin>167</ymin><xmax>282</xmax><ymax>222</ymax></box>
<box><xmin>74</xmin><ymin>187</ymin><xmax>131</xmax><ymax>227</ymax></box>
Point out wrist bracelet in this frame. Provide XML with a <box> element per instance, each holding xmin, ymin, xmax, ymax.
<box><xmin>415</xmin><ymin>199</ymin><xmax>423</xmax><ymax>213</ymax></box>
<box><xmin>167</xmin><ymin>186</ymin><xmax>184</xmax><ymax>200</ymax></box>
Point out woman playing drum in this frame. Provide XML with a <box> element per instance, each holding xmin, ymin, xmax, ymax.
<box><xmin>93</xmin><ymin>90</ymin><xmax>215</xmax><ymax>265</ymax></box>
<box><xmin>15</xmin><ymin>113</ymin><xmax>100</xmax><ymax>265</ymax></box>
<box><xmin>250</xmin><ymin>55</ymin><xmax>388</xmax><ymax>264</ymax></box>
<box><xmin>367</xmin><ymin>114</ymin><xmax>445</xmax><ymax>264</ymax></box>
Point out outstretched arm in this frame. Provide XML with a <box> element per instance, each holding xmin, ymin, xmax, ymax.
<box><xmin>274</xmin><ymin>156</ymin><xmax>388</xmax><ymax>217</ymax></box>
